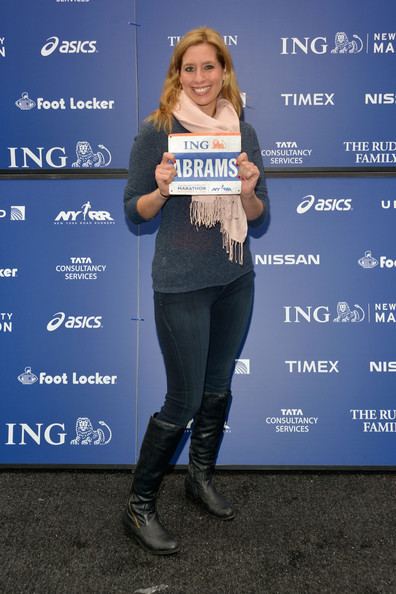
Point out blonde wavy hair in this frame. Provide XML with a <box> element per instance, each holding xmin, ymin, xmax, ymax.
<box><xmin>147</xmin><ymin>26</ymin><xmax>243</xmax><ymax>132</ymax></box>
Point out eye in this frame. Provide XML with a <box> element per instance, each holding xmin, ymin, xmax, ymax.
<box><xmin>204</xmin><ymin>64</ymin><xmax>215</xmax><ymax>70</ymax></box>
<box><xmin>183</xmin><ymin>65</ymin><xmax>195</xmax><ymax>73</ymax></box>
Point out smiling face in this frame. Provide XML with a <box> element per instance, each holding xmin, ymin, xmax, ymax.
<box><xmin>179</xmin><ymin>42</ymin><xmax>225</xmax><ymax>116</ymax></box>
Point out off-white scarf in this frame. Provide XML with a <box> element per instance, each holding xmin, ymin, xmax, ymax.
<box><xmin>172</xmin><ymin>91</ymin><xmax>247</xmax><ymax>264</ymax></box>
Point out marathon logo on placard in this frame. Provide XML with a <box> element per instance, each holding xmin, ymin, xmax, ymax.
<box><xmin>168</xmin><ymin>133</ymin><xmax>241</xmax><ymax>195</ymax></box>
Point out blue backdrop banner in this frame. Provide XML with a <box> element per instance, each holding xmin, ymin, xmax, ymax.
<box><xmin>0</xmin><ymin>0</ymin><xmax>137</xmax><ymax>171</ymax></box>
<box><xmin>136</xmin><ymin>0</ymin><xmax>396</xmax><ymax>170</ymax></box>
<box><xmin>0</xmin><ymin>178</ymin><xmax>138</xmax><ymax>464</ymax></box>
<box><xmin>1</xmin><ymin>0</ymin><xmax>395</xmax><ymax>467</ymax></box>
<box><xmin>136</xmin><ymin>176</ymin><xmax>396</xmax><ymax>467</ymax></box>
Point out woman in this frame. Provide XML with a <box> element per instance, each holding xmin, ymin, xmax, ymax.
<box><xmin>124</xmin><ymin>26</ymin><xmax>269</xmax><ymax>555</ymax></box>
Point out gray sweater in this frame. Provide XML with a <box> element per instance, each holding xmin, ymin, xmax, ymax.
<box><xmin>124</xmin><ymin>118</ymin><xmax>269</xmax><ymax>293</ymax></box>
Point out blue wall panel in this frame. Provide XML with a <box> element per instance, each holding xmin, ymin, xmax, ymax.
<box><xmin>136</xmin><ymin>0</ymin><xmax>396</xmax><ymax>170</ymax></box>
<box><xmin>0</xmin><ymin>0</ymin><xmax>137</xmax><ymax>170</ymax></box>
<box><xmin>136</xmin><ymin>177</ymin><xmax>396</xmax><ymax>466</ymax></box>
<box><xmin>0</xmin><ymin>179</ymin><xmax>138</xmax><ymax>464</ymax></box>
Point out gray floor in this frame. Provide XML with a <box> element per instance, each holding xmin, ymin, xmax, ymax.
<box><xmin>2</xmin><ymin>470</ymin><xmax>395</xmax><ymax>593</ymax></box>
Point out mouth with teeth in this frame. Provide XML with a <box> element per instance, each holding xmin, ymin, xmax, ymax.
<box><xmin>192</xmin><ymin>86</ymin><xmax>211</xmax><ymax>96</ymax></box>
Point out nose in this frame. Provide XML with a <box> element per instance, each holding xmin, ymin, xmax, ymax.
<box><xmin>192</xmin><ymin>67</ymin><xmax>206</xmax><ymax>82</ymax></box>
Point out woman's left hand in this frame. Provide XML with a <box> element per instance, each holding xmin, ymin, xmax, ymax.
<box><xmin>237</xmin><ymin>152</ymin><xmax>260</xmax><ymax>198</ymax></box>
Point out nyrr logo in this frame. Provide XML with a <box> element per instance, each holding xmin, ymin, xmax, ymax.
<box><xmin>40</xmin><ymin>36</ymin><xmax>97</xmax><ymax>56</ymax></box>
<box><xmin>234</xmin><ymin>359</ymin><xmax>250</xmax><ymax>374</ymax></box>
<box><xmin>46</xmin><ymin>312</ymin><xmax>103</xmax><ymax>332</ymax></box>
<box><xmin>297</xmin><ymin>195</ymin><xmax>352</xmax><ymax>214</ymax></box>
<box><xmin>280</xmin><ymin>32</ymin><xmax>363</xmax><ymax>55</ymax></box>
<box><xmin>284</xmin><ymin>302</ymin><xmax>366</xmax><ymax>323</ymax></box>
<box><xmin>0</xmin><ymin>36</ymin><xmax>5</xmax><ymax>58</ymax></box>
<box><xmin>54</xmin><ymin>202</ymin><xmax>114</xmax><ymax>225</ymax></box>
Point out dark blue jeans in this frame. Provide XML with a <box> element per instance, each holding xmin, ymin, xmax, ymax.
<box><xmin>154</xmin><ymin>271</ymin><xmax>254</xmax><ymax>427</ymax></box>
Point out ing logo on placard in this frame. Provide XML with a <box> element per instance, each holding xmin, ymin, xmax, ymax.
<box><xmin>212</xmin><ymin>139</ymin><xmax>225</xmax><ymax>149</ymax></box>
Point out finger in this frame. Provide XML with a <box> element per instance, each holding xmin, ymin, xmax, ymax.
<box><xmin>160</xmin><ymin>152</ymin><xmax>175</xmax><ymax>165</ymax></box>
<box><xmin>239</xmin><ymin>163</ymin><xmax>258</xmax><ymax>177</ymax></box>
<box><xmin>236</xmin><ymin>152</ymin><xmax>248</xmax><ymax>165</ymax></box>
<box><xmin>156</xmin><ymin>165</ymin><xmax>176</xmax><ymax>184</ymax></box>
<box><xmin>156</xmin><ymin>164</ymin><xmax>177</xmax><ymax>179</ymax></box>
<box><xmin>244</xmin><ymin>167</ymin><xmax>259</xmax><ymax>180</ymax></box>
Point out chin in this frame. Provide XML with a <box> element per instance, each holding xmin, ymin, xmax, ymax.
<box><xmin>191</xmin><ymin>97</ymin><xmax>217</xmax><ymax>113</ymax></box>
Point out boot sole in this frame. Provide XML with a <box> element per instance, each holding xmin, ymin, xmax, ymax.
<box><xmin>122</xmin><ymin>511</ymin><xmax>180</xmax><ymax>555</ymax></box>
<box><xmin>185</xmin><ymin>489</ymin><xmax>235</xmax><ymax>521</ymax></box>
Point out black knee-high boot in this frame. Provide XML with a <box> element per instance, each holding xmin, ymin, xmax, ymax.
<box><xmin>185</xmin><ymin>391</ymin><xmax>234</xmax><ymax>520</ymax></box>
<box><xmin>123</xmin><ymin>415</ymin><xmax>185</xmax><ymax>555</ymax></box>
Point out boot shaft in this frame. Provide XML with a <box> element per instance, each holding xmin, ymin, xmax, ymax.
<box><xmin>133</xmin><ymin>415</ymin><xmax>185</xmax><ymax>499</ymax></box>
<box><xmin>189</xmin><ymin>391</ymin><xmax>231</xmax><ymax>471</ymax></box>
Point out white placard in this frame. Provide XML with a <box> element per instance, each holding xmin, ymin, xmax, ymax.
<box><xmin>168</xmin><ymin>133</ymin><xmax>241</xmax><ymax>195</ymax></box>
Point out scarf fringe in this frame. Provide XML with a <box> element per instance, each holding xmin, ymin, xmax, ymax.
<box><xmin>190</xmin><ymin>196</ymin><xmax>224</xmax><ymax>228</ymax></box>
<box><xmin>221</xmin><ymin>228</ymin><xmax>244</xmax><ymax>265</ymax></box>
<box><xmin>190</xmin><ymin>197</ymin><xmax>243</xmax><ymax>264</ymax></box>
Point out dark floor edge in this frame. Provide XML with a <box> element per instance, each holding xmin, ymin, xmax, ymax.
<box><xmin>1</xmin><ymin>167</ymin><xmax>396</xmax><ymax>179</ymax></box>
<box><xmin>1</xmin><ymin>464</ymin><xmax>396</xmax><ymax>472</ymax></box>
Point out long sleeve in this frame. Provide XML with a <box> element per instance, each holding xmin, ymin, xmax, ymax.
<box><xmin>124</xmin><ymin>122</ymin><xmax>164</xmax><ymax>224</ymax></box>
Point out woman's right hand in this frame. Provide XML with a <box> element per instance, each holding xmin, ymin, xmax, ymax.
<box><xmin>135</xmin><ymin>152</ymin><xmax>177</xmax><ymax>220</ymax></box>
<box><xmin>155</xmin><ymin>152</ymin><xmax>177</xmax><ymax>198</ymax></box>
